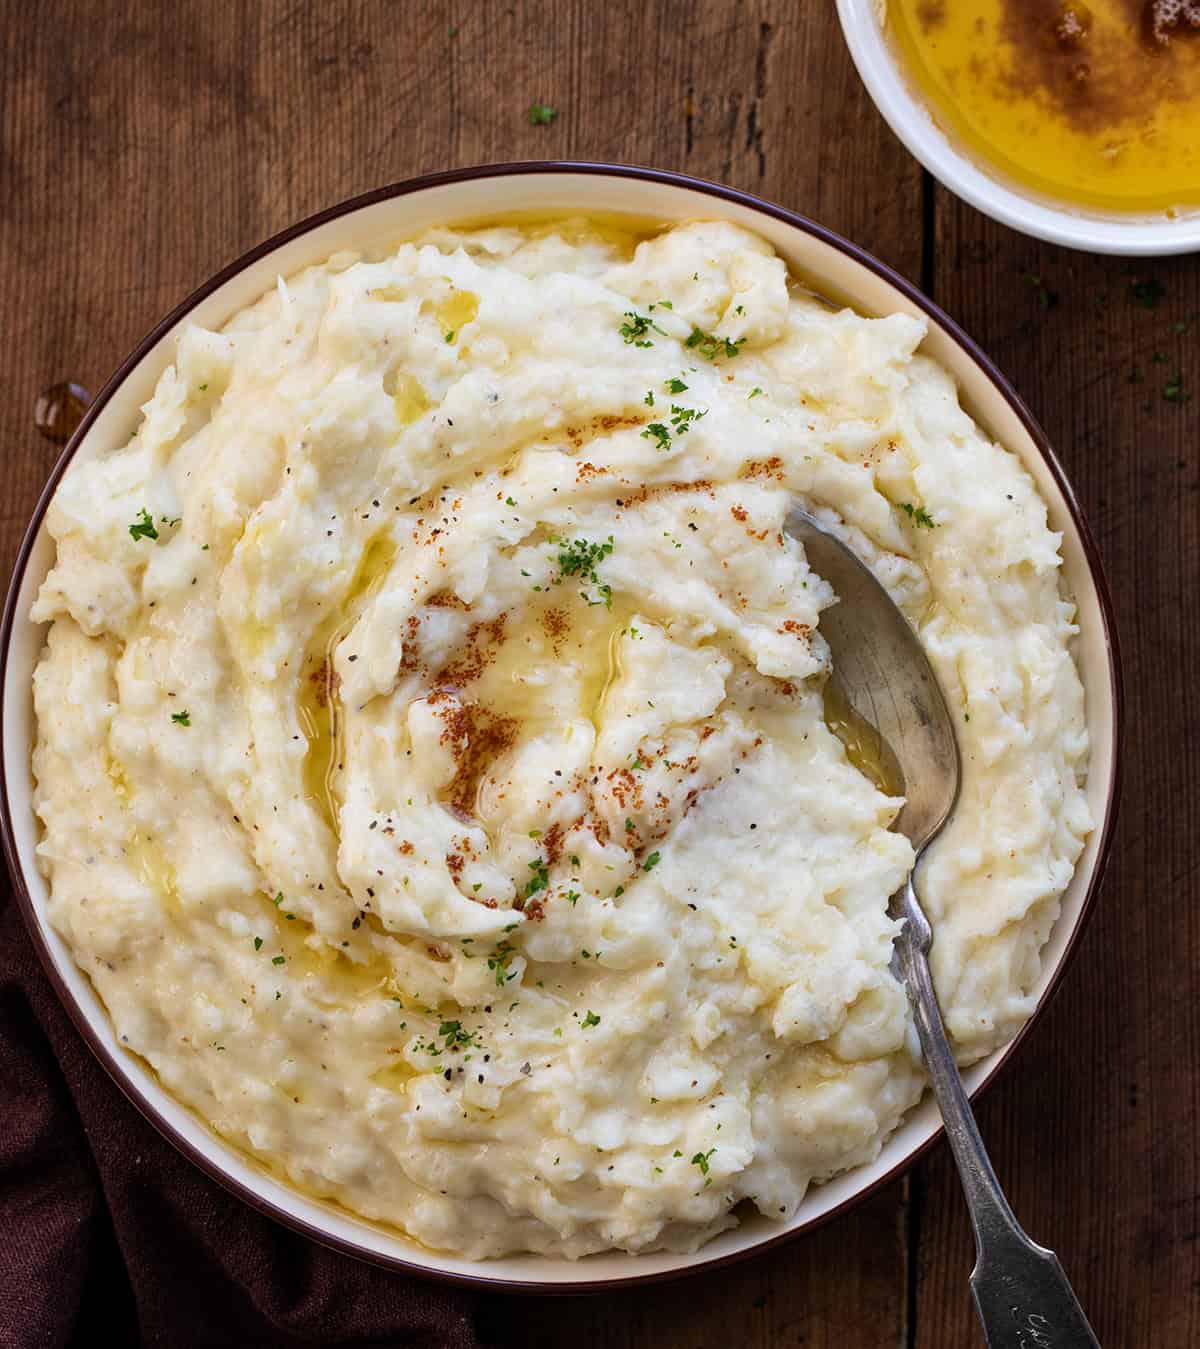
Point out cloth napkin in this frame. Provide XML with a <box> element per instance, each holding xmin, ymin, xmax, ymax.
<box><xmin>0</xmin><ymin>886</ymin><xmax>489</xmax><ymax>1348</ymax></box>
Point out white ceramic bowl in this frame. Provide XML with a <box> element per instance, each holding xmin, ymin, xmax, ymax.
<box><xmin>0</xmin><ymin>163</ymin><xmax>1122</xmax><ymax>1291</ymax></box>
<box><xmin>836</xmin><ymin>0</ymin><xmax>1200</xmax><ymax>256</ymax></box>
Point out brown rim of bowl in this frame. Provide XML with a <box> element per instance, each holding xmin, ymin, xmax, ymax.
<box><xmin>0</xmin><ymin>160</ymin><xmax>1123</xmax><ymax>1295</ymax></box>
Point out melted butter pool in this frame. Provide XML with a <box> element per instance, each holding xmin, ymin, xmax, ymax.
<box><xmin>298</xmin><ymin>532</ymin><xmax>398</xmax><ymax>833</ymax></box>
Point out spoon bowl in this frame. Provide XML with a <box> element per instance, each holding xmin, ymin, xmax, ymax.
<box><xmin>784</xmin><ymin>506</ymin><xmax>959</xmax><ymax>850</ymax></box>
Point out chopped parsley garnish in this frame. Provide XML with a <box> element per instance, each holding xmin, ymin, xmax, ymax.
<box><xmin>898</xmin><ymin>502</ymin><xmax>937</xmax><ymax>529</ymax></box>
<box><xmin>272</xmin><ymin>955</ymin><xmax>286</xmax><ymax>965</ymax></box>
<box><xmin>1131</xmin><ymin>278</ymin><xmax>1165</xmax><ymax>309</ymax></box>
<box><xmin>1164</xmin><ymin>372</ymin><xmax>1189</xmax><ymax>403</ymax></box>
<box><xmin>669</xmin><ymin>403</ymin><xmax>705</xmax><ymax>434</ymax></box>
<box><xmin>128</xmin><ymin>509</ymin><xmax>159</xmax><ymax>542</ymax></box>
<box><xmin>644</xmin><ymin>389</ymin><xmax>655</xmax><ymax>407</ymax></box>
<box><xmin>198</xmin><ymin>383</ymin><xmax>208</xmax><ymax>392</ymax></box>
<box><xmin>525</xmin><ymin>856</ymin><xmax>550</xmax><ymax>897</ymax></box>
<box><xmin>437</xmin><ymin>1019</ymin><xmax>481</xmax><ymax>1051</ymax></box>
<box><xmin>685</xmin><ymin>327</ymin><xmax>744</xmax><ymax>361</ymax></box>
<box><xmin>253</xmin><ymin>936</ymin><xmax>263</xmax><ymax>951</ymax></box>
<box><xmin>619</xmin><ymin>311</ymin><xmax>665</xmax><ymax>347</ymax></box>
<box><xmin>643</xmin><ymin>851</ymin><xmax>661</xmax><ymax>871</ymax></box>
<box><xmin>488</xmin><ymin>942</ymin><xmax>518</xmax><ymax>986</ymax></box>
<box><xmin>582</xmin><ymin>1010</ymin><xmax>601</xmax><ymax>1028</ymax></box>
<box><xmin>1024</xmin><ymin>273</ymin><xmax>1059</xmax><ymax>311</ymax></box>
<box><xmin>640</xmin><ymin>421</ymin><xmax>672</xmax><ymax>451</ymax></box>
<box><xmin>444</xmin><ymin>330</ymin><xmax>456</xmax><ymax>343</ymax></box>
<box><xmin>691</xmin><ymin>1148</ymin><xmax>716</xmax><ymax>1175</ymax></box>
<box><xmin>552</xmin><ymin>534</ymin><xmax>614</xmax><ymax>607</ymax></box>
<box><xmin>566</xmin><ymin>890</ymin><xmax>580</xmax><ymax>906</ymax></box>
<box><xmin>665</xmin><ymin>376</ymin><xmax>689</xmax><ymax>394</ymax></box>
<box><xmin>748</xmin><ymin>386</ymin><xmax>763</xmax><ymax>399</ymax></box>
<box><xmin>170</xmin><ymin>710</ymin><xmax>191</xmax><ymax>726</ymax></box>
<box><xmin>528</xmin><ymin>101</ymin><xmax>558</xmax><ymax>125</ymax></box>
<box><xmin>643</xmin><ymin>403</ymin><xmax>705</xmax><ymax>451</ymax></box>
<box><xmin>272</xmin><ymin>892</ymin><xmax>284</xmax><ymax>906</ymax></box>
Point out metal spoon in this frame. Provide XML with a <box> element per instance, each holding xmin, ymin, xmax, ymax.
<box><xmin>786</xmin><ymin>506</ymin><xmax>1099</xmax><ymax>1349</ymax></box>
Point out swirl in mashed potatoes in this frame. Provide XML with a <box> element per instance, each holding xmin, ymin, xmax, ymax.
<box><xmin>30</xmin><ymin>218</ymin><xmax>1090</xmax><ymax>1258</ymax></box>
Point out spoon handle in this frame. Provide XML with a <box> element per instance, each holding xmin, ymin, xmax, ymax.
<box><xmin>892</xmin><ymin>877</ymin><xmax>1100</xmax><ymax>1348</ymax></box>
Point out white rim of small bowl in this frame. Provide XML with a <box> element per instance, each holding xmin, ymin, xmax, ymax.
<box><xmin>836</xmin><ymin>0</ymin><xmax>1200</xmax><ymax>256</ymax></box>
<box><xmin>0</xmin><ymin>163</ymin><xmax>1123</xmax><ymax>1291</ymax></box>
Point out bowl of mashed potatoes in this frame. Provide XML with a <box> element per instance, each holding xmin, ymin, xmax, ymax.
<box><xmin>0</xmin><ymin>164</ymin><xmax>1120</xmax><ymax>1288</ymax></box>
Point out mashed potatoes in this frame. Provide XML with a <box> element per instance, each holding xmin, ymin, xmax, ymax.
<box><xmin>29</xmin><ymin>218</ymin><xmax>1090</xmax><ymax>1258</ymax></box>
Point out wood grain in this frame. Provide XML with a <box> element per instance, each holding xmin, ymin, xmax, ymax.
<box><xmin>3</xmin><ymin>1</ymin><xmax>1195</xmax><ymax>1346</ymax></box>
<box><xmin>913</xmin><ymin>200</ymin><xmax>1200</xmax><ymax>1348</ymax></box>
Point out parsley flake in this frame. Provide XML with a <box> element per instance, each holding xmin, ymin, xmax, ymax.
<box><xmin>525</xmin><ymin>856</ymin><xmax>550</xmax><ymax>897</ymax></box>
<box><xmin>552</xmin><ymin>534</ymin><xmax>614</xmax><ymax>607</ymax></box>
<box><xmin>899</xmin><ymin>502</ymin><xmax>937</xmax><ymax>529</ymax></box>
<box><xmin>643</xmin><ymin>851</ymin><xmax>661</xmax><ymax>871</ymax></box>
<box><xmin>170</xmin><ymin>710</ymin><xmax>191</xmax><ymax>726</ymax></box>
<box><xmin>438</xmin><ymin>1019</ymin><xmax>481</xmax><ymax>1051</ymax></box>
<box><xmin>582</xmin><ymin>1010</ymin><xmax>601</xmax><ymax>1028</ymax></box>
<box><xmin>691</xmin><ymin>1147</ymin><xmax>716</xmax><ymax>1175</ymax></box>
<box><xmin>685</xmin><ymin>327</ymin><xmax>744</xmax><ymax>361</ymax></box>
<box><xmin>488</xmin><ymin>942</ymin><xmax>518</xmax><ymax>986</ymax></box>
<box><xmin>1131</xmin><ymin>278</ymin><xmax>1166</xmax><ymax>309</ymax></box>
<box><xmin>619</xmin><ymin>311</ymin><xmax>664</xmax><ymax>347</ymax></box>
<box><xmin>528</xmin><ymin>102</ymin><xmax>558</xmax><ymax>125</ymax></box>
<box><xmin>669</xmin><ymin>403</ymin><xmax>705</xmax><ymax>434</ymax></box>
<box><xmin>641</xmin><ymin>421</ymin><xmax>672</xmax><ymax>451</ymax></box>
<box><xmin>128</xmin><ymin>509</ymin><xmax>159</xmax><ymax>543</ymax></box>
<box><xmin>1024</xmin><ymin>274</ymin><xmax>1059</xmax><ymax>310</ymax></box>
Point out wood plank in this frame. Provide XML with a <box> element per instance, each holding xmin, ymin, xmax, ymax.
<box><xmin>0</xmin><ymin>3</ymin><xmax>926</xmax><ymax>1346</ymax></box>
<box><xmin>476</xmin><ymin>1179</ymin><xmax>912</xmax><ymax>1349</ymax></box>
<box><xmin>916</xmin><ymin>196</ymin><xmax>1200</xmax><ymax>1346</ymax></box>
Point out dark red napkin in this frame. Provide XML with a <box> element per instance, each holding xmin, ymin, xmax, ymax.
<box><xmin>0</xmin><ymin>886</ymin><xmax>488</xmax><ymax>1348</ymax></box>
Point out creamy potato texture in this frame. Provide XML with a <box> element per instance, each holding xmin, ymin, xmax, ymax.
<box><xmin>30</xmin><ymin>218</ymin><xmax>1090</xmax><ymax>1258</ymax></box>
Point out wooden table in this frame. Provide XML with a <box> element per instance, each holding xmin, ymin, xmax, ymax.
<box><xmin>3</xmin><ymin>3</ymin><xmax>1197</xmax><ymax>1344</ymax></box>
